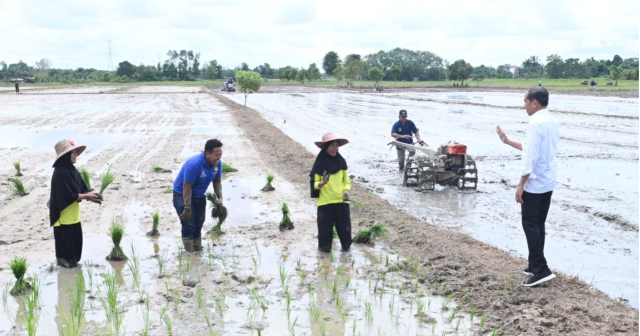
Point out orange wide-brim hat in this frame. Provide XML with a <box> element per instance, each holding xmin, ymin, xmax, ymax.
<box><xmin>314</xmin><ymin>132</ymin><xmax>349</xmax><ymax>149</ymax></box>
<box><xmin>53</xmin><ymin>139</ymin><xmax>86</xmax><ymax>167</ymax></box>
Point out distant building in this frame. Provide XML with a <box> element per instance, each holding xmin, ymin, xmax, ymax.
<box><xmin>503</xmin><ymin>65</ymin><xmax>520</xmax><ymax>78</ymax></box>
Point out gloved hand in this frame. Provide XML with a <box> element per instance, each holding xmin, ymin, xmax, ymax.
<box><xmin>417</xmin><ymin>140</ymin><xmax>428</xmax><ymax>147</ymax></box>
<box><xmin>180</xmin><ymin>207</ymin><xmax>192</xmax><ymax>222</ymax></box>
<box><xmin>322</xmin><ymin>170</ymin><xmax>331</xmax><ymax>184</ymax></box>
<box><xmin>343</xmin><ymin>191</ymin><xmax>350</xmax><ymax>202</ymax></box>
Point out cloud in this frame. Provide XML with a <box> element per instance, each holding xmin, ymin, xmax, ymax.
<box><xmin>0</xmin><ymin>0</ymin><xmax>637</xmax><ymax>70</ymax></box>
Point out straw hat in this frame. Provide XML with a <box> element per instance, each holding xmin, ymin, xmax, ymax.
<box><xmin>314</xmin><ymin>132</ymin><xmax>349</xmax><ymax>148</ymax></box>
<box><xmin>53</xmin><ymin>139</ymin><xmax>86</xmax><ymax>167</ymax></box>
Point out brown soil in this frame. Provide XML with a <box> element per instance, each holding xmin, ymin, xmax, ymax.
<box><xmin>213</xmin><ymin>92</ymin><xmax>639</xmax><ymax>336</ymax></box>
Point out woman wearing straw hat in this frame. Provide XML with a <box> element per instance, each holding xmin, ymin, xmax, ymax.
<box><xmin>47</xmin><ymin>139</ymin><xmax>102</xmax><ymax>268</ymax></box>
<box><xmin>309</xmin><ymin>133</ymin><xmax>352</xmax><ymax>252</ymax></box>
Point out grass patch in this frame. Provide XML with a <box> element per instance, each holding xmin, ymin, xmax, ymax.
<box><xmin>99</xmin><ymin>168</ymin><xmax>116</xmax><ymax>195</ymax></box>
<box><xmin>261</xmin><ymin>173</ymin><xmax>275</xmax><ymax>192</ymax></box>
<box><xmin>78</xmin><ymin>167</ymin><xmax>91</xmax><ymax>190</ymax></box>
<box><xmin>353</xmin><ymin>223</ymin><xmax>388</xmax><ymax>245</ymax></box>
<box><xmin>13</xmin><ymin>161</ymin><xmax>22</xmax><ymax>176</ymax></box>
<box><xmin>106</xmin><ymin>220</ymin><xmax>127</xmax><ymax>261</ymax></box>
<box><xmin>8</xmin><ymin>177</ymin><xmax>28</xmax><ymax>196</ymax></box>
<box><xmin>146</xmin><ymin>211</ymin><xmax>160</xmax><ymax>237</ymax></box>
<box><xmin>222</xmin><ymin>162</ymin><xmax>238</xmax><ymax>173</ymax></box>
<box><xmin>9</xmin><ymin>256</ymin><xmax>30</xmax><ymax>295</ymax></box>
<box><xmin>162</xmin><ymin>187</ymin><xmax>173</xmax><ymax>194</ymax></box>
<box><xmin>151</xmin><ymin>166</ymin><xmax>171</xmax><ymax>173</ymax></box>
<box><xmin>279</xmin><ymin>202</ymin><xmax>294</xmax><ymax>231</ymax></box>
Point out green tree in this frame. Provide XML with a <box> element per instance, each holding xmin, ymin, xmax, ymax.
<box><xmin>235</xmin><ymin>70</ymin><xmax>263</xmax><ymax>106</ymax></box>
<box><xmin>205</xmin><ymin>64</ymin><xmax>218</xmax><ymax>79</ymax></box>
<box><xmin>472</xmin><ymin>73</ymin><xmax>485</xmax><ymax>86</ymax></box>
<box><xmin>612</xmin><ymin>54</ymin><xmax>623</xmax><ymax>66</ymax></box>
<box><xmin>116</xmin><ymin>61</ymin><xmax>136</xmax><ymax>78</ymax></box>
<box><xmin>389</xmin><ymin>65</ymin><xmax>402</xmax><ymax>85</ymax></box>
<box><xmin>545</xmin><ymin>54</ymin><xmax>564</xmax><ymax>79</ymax></box>
<box><xmin>609</xmin><ymin>65</ymin><xmax>623</xmax><ymax>86</ymax></box>
<box><xmin>367</xmin><ymin>66</ymin><xmax>384</xmax><ymax>84</ymax></box>
<box><xmin>240</xmin><ymin>62</ymin><xmax>250</xmax><ymax>71</ymax></box>
<box><xmin>322</xmin><ymin>51</ymin><xmax>339</xmax><ymax>76</ymax></box>
<box><xmin>332</xmin><ymin>60</ymin><xmax>343</xmax><ymax>84</ymax></box>
<box><xmin>564</xmin><ymin>58</ymin><xmax>580</xmax><ymax>78</ymax></box>
<box><xmin>447</xmin><ymin>59</ymin><xmax>473</xmax><ymax>85</ymax></box>
<box><xmin>307</xmin><ymin>63</ymin><xmax>321</xmax><ymax>81</ymax></box>
<box><xmin>296</xmin><ymin>69</ymin><xmax>307</xmax><ymax>84</ymax></box>
<box><xmin>345</xmin><ymin>56</ymin><xmax>365</xmax><ymax>84</ymax></box>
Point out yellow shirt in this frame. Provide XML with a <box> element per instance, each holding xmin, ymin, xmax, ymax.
<box><xmin>53</xmin><ymin>201</ymin><xmax>81</xmax><ymax>227</ymax></box>
<box><xmin>314</xmin><ymin>170</ymin><xmax>352</xmax><ymax>206</ymax></box>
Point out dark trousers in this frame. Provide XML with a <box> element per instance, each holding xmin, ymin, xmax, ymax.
<box><xmin>397</xmin><ymin>148</ymin><xmax>416</xmax><ymax>170</ymax></box>
<box><xmin>173</xmin><ymin>192</ymin><xmax>207</xmax><ymax>239</ymax></box>
<box><xmin>53</xmin><ymin>223</ymin><xmax>83</xmax><ymax>267</ymax></box>
<box><xmin>521</xmin><ymin>191</ymin><xmax>553</xmax><ymax>274</ymax></box>
<box><xmin>317</xmin><ymin>203</ymin><xmax>352</xmax><ymax>252</ymax></box>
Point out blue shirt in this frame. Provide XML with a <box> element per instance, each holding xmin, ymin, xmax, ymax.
<box><xmin>173</xmin><ymin>153</ymin><xmax>222</xmax><ymax>198</ymax></box>
<box><xmin>391</xmin><ymin>120</ymin><xmax>419</xmax><ymax>149</ymax></box>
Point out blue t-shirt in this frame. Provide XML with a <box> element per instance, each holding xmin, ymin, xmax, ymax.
<box><xmin>391</xmin><ymin>120</ymin><xmax>419</xmax><ymax>149</ymax></box>
<box><xmin>173</xmin><ymin>153</ymin><xmax>222</xmax><ymax>198</ymax></box>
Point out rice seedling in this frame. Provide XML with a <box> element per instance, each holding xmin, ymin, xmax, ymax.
<box><xmin>106</xmin><ymin>220</ymin><xmax>127</xmax><ymax>261</ymax></box>
<box><xmin>353</xmin><ymin>223</ymin><xmax>388</xmax><ymax>245</ymax></box>
<box><xmin>449</xmin><ymin>307</ymin><xmax>459</xmax><ymax>322</ymax></box>
<box><xmin>23</xmin><ymin>285</ymin><xmax>39</xmax><ymax>336</ymax></box>
<box><xmin>329</xmin><ymin>252</ymin><xmax>334</xmax><ymax>263</ymax></box>
<box><xmin>214</xmin><ymin>292</ymin><xmax>226</xmax><ymax>317</ymax></box>
<box><xmin>491</xmin><ymin>326</ymin><xmax>499</xmax><ymax>336</ymax></box>
<box><xmin>126</xmin><ymin>244</ymin><xmax>141</xmax><ymax>291</ymax></box>
<box><xmin>318</xmin><ymin>321</ymin><xmax>327</xmax><ymax>336</ymax></box>
<box><xmin>470</xmin><ymin>305</ymin><xmax>478</xmax><ymax>321</ymax></box>
<box><xmin>84</xmin><ymin>260</ymin><xmax>94</xmax><ymax>291</ymax></box>
<box><xmin>261</xmin><ymin>173</ymin><xmax>275</xmax><ymax>191</ymax></box>
<box><xmin>151</xmin><ymin>166</ymin><xmax>171</xmax><ymax>173</ymax></box>
<box><xmin>345</xmin><ymin>278</ymin><xmax>350</xmax><ymax>288</ymax></box>
<box><xmin>417</xmin><ymin>300</ymin><xmax>426</xmax><ymax>319</ymax></box>
<box><xmin>7</xmin><ymin>177</ymin><xmax>28</xmax><ymax>196</ymax></box>
<box><xmin>163</xmin><ymin>187</ymin><xmax>173</xmax><ymax>194</ymax></box>
<box><xmin>461</xmin><ymin>291</ymin><xmax>469</xmax><ymax>306</ymax></box>
<box><xmin>98</xmin><ymin>168</ymin><xmax>116</xmax><ymax>195</ymax></box>
<box><xmin>279</xmin><ymin>202</ymin><xmax>294</xmax><ymax>231</ymax></box>
<box><xmin>222</xmin><ymin>162</ymin><xmax>238</xmax><ymax>173</ymax></box>
<box><xmin>399</xmin><ymin>283</ymin><xmax>405</xmax><ymax>295</ymax></box>
<box><xmin>206</xmin><ymin>192</ymin><xmax>228</xmax><ymax>236</ymax></box>
<box><xmin>337</xmin><ymin>265</ymin><xmax>344</xmax><ymax>275</ymax></box>
<box><xmin>147</xmin><ymin>211</ymin><xmax>160</xmax><ymax>236</ymax></box>
<box><xmin>289</xmin><ymin>315</ymin><xmax>299</xmax><ymax>334</ymax></box>
<box><xmin>78</xmin><ymin>167</ymin><xmax>91</xmax><ymax>190</ymax></box>
<box><xmin>455</xmin><ymin>318</ymin><xmax>462</xmax><ymax>331</ymax></box>
<box><xmin>442</xmin><ymin>292</ymin><xmax>455</xmax><ymax>311</ymax></box>
<box><xmin>308</xmin><ymin>303</ymin><xmax>320</xmax><ymax>323</ymax></box>
<box><xmin>58</xmin><ymin>273</ymin><xmax>86</xmax><ymax>336</ymax></box>
<box><xmin>196</xmin><ymin>283</ymin><xmax>206</xmax><ymax>313</ymax></box>
<box><xmin>279</xmin><ymin>262</ymin><xmax>288</xmax><ymax>287</ymax></box>
<box><xmin>204</xmin><ymin>314</ymin><xmax>214</xmax><ymax>332</ymax></box>
<box><xmin>285</xmin><ymin>290</ymin><xmax>292</xmax><ymax>319</ymax></box>
<box><xmin>431</xmin><ymin>321</ymin><xmax>437</xmax><ymax>334</ymax></box>
<box><xmin>157</xmin><ymin>249</ymin><xmax>167</xmax><ymax>277</ymax></box>
<box><xmin>99</xmin><ymin>271</ymin><xmax>125</xmax><ymax>336</ymax></box>
<box><xmin>162</xmin><ymin>313</ymin><xmax>174</xmax><ymax>335</ymax></box>
<box><xmin>332</xmin><ymin>279</ymin><xmax>338</xmax><ymax>297</ymax></box>
<box><xmin>413</xmin><ymin>260</ymin><xmax>419</xmax><ymax>277</ymax></box>
<box><xmin>13</xmin><ymin>161</ymin><xmax>23</xmax><ymax>176</ymax></box>
<box><xmin>364</xmin><ymin>300</ymin><xmax>373</xmax><ymax>322</ymax></box>
<box><xmin>172</xmin><ymin>289</ymin><xmax>180</xmax><ymax>310</ymax></box>
<box><xmin>480</xmin><ymin>313</ymin><xmax>488</xmax><ymax>327</ymax></box>
<box><xmin>9</xmin><ymin>256</ymin><xmax>29</xmax><ymax>295</ymax></box>
<box><xmin>299</xmin><ymin>270</ymin><xmax>306</xmax><ymax>284</ymax></box>
<box><xmin>332</xmin><ymin>227</ymin><xmax>338</xmax><ymax>238</ymax></box>
<box><xmin>2</xmin><ymin>281</ymin><xmax>12</xmax><ymax>305</ymax></box>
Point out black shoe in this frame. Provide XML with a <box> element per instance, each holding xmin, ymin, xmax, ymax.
<box><xmin>522</xmin><ymin>272</ymin><xmax>555</xmax><ymax>287</ymax></box>
<box><xmin>523</xmin><ymin>267</ymin><xmax>534</xmax><ymax>276</ymax></box>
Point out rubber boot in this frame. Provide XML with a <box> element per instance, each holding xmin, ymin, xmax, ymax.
<box><xmin>57</xmin><ymin>258</ymin><xmax>76</xmax><ymax>268</ymax></box>
<box><xmin>193</xmin><ymin>237</ymin><xmax>203</xmax><ymax>252</ymax></box>
<box><xmin>182</xmin><ymin>237</ymin><xmax>194</xmax><ymax>252</ymax></box>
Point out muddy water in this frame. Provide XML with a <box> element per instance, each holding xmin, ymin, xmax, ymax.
<box><xmin>226</xmin><ymin>91</ymin><xmax>639</xmax><ymax>307</ymax></box>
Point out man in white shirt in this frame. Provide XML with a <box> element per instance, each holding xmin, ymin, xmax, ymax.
<box><xmin>496</xmin><ymin>86</ymin><xmax>559</xmax><ymax>287</ymax></box>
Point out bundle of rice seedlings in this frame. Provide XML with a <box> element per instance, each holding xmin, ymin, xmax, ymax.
<box><xmin>99</xmin><ymin>168</ymin><xmax>116</xmax><ymax>195</ymax></box>
<box><xmin>333</xmin><ymin>228</ymin><xmax>338</xmax><ymax>238</ymax></box>
<box><xmin>8</xmin><ymin>177</ymin><xmax>28</xmax><ymax>196</ymax></box>
<box><xmin>13</xmin><ymin>161</ymin><xmax>23</xmax><ymax>177</ymax></box>
<box><xmin>222</xmin><ymin>162</ymin><xmax>237</xmax><ymax>173</ymax></box>
<box><xmin>261</xmin><ymin>174</ymin><xmax>275</xmax><ymax>192</ymax></box>
<box><xmin>106</xmin><ymin>220</ymin><xmax>127</xmax><ymax>261</ymax></box>
<box><xmin>206</xmin><ymin>192</ymin><xmax>228</xmax><ymax>236</ymax></box>
<box><xmin>146</xmin><ymin>212</ymin><xmax>160</xmax><ymax>237</ymax></box>
<box><xmin>353</xmin><ymin>223</ymin><xmax>388</xmax><ymax>245</ymax></box>
<box><xmin>9</xmin><ymin>256</ymin><xmax>30</xmax><ymax>295</ymax></box>
<box><xmin>151</xmin><ymin>166</ymin><xmax>171</xmax><ymax>173</ymax></box>
<box><xmin>279</xmin><ymin>202</ymin><xmax>294</xmax><ymax>231</ymax></box>
<box><xmin>350</xmin><ymin>199</ymin><xmax>365</xmax><ymax>207</ymax></box>
<box><xmin>79</xmin><ymin>167</ymin><xmax>92</xmax><ymax>191</ymax></box>
<box><xmin>162</xmin><ymin>187</ymin><xmax>173</xmax><ymax>194</ymax></box>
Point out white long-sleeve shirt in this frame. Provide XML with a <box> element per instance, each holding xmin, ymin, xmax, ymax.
<box><xmin>521</xmin><ymin>109</ymin><xmax>560</xmax><ymax>193</ymax></box>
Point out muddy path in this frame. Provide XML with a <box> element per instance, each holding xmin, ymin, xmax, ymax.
<box><xmin>213</xmin><ymin>91</ymin><xmax>639</xmax><ymax>335</ymax></box>
<box><xmin>0</xmin><ymin>88</ymin><xmax>487</xmax><ymax>335</ymax></box>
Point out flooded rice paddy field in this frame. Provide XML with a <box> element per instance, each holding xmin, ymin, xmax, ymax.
<box><xmin>0</xmin><ymin>88</ymin><xmax>484</xmax><ymax>335</ymax></box>
<box><xmin>225</xmin><ymin>90</ymin><xmax>639</xmax><ymax>307</ymax></box>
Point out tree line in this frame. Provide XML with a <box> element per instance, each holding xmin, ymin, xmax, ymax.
<box><xmin>1</xmin><ymin>48</ymin><xmax>638</xmax><ymax>84</ymax></box>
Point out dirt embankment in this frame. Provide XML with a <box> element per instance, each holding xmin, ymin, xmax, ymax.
<box><xmin>212</xmin><ymin>91</ymin><xmax>639</xmax><ymax>336</ymax></box>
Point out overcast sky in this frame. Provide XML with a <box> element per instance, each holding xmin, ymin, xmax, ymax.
<box><xmin>1</xmin><ymin>0</ymin><xmax>638</xmax><ymax>71</ymax></box>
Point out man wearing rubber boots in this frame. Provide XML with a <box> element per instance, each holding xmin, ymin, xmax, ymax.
<box><xmin>496</xmin><ymin>86</ymin><xmax>559</xmax><ymax>287</ymax></box>
<box><xmin>173</xmin><ymin>139</ymin><xmax>224</xmax><ymax>252</ymax></box>
<box><xmin>391</xmin><ymin>109</ymin><xmax>424</xmax><ymax>171</ymax></box>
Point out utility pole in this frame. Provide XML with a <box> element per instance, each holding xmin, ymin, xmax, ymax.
<box><xmin>107</xmin><ymin>40</ymin><xmax>114</xmax><ymax>71</ymax></box>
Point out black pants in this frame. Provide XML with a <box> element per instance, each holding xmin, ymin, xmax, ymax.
<box><xmin>521</xmin><ymin>191</ymin><xmax>552</xmax><ymax>274</ymax></box>
<box><xmin>317</xmin><ymin>203</ymin><xmax>352</xmax><ymax>252</ymax></box>
<box><xmin>15</xmin><ymin>86</ymin><xmax>19</xmax><ymax>93</ymax></box>
<box><xmin>54</xmin><ymin>223</ymin><xmax>83</xmax><ymax>267</ymax></box>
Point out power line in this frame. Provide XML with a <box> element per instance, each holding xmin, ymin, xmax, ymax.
<box><xmin>107</xmin><ymin>40</ymin><xmax>114</xmax><ymax>71</ymax></box>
